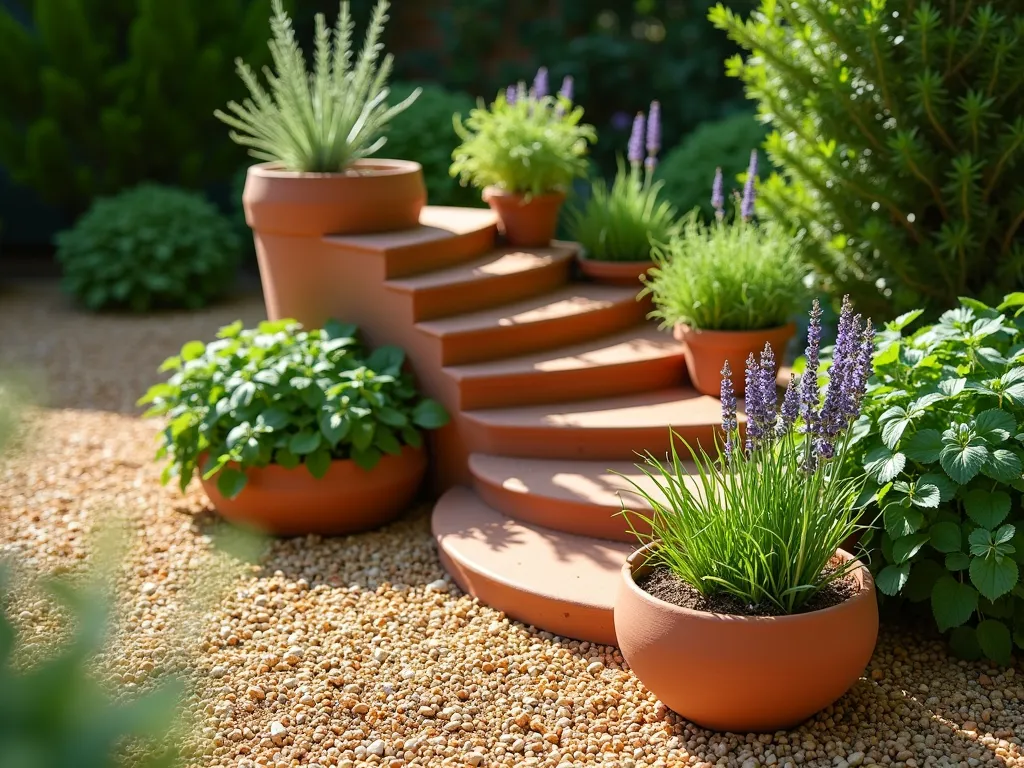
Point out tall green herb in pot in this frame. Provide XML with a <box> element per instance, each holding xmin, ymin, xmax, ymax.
<box><xmin>568</xmin><ymin>103</ymin><xmax>680</xmax><ymax>286</ymax></box>
<box><xmin>710</xmin><ymin>1</ymin><xmax>1024</xmax><ymax>319</ymax></box>
<box><xmin>849</xmin><ymin>295</ymin><xmax>1024</xmax><ymax>663</ymax></box>
<box><xmin>641</xmin><ymin>154</ymin><xmax>807</xmax><ymax>396</ymax></box>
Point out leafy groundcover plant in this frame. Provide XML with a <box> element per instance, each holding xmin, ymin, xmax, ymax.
<box><xmin>850</xmin><ymin>295</ymin><xmax>1024</xmax><ymax>662</ymax></box>
<box><xmin>450</xmin><ymin>69</ymin><xmax>596</xmax><ymax>197</ymax></box>
<box><xmin>215</xmin><ymin>0</ymin><xmax>419</xmax><ymax>172</ymax></box>
<box><xmin>55</xmin><ymin>184</ymin><xmax>240</xmax><ymax>312</ymax></box>
<box><xmin>568</xmin><ymin>103</ymin><xmax>681</xmax><ymax>262</ymax></box>
<box><xmin>622</xmin><ymin>298</ymin><xmax>874</xmax><ymax>613</ymax></box>
<box><xmin>642</xmin><ymin>153</ymin><xmax>806</xmax><ymax>331</ymax></box>
<box><xmin>138</xmin><ymin>319</ymin><xmax>449</xmax><ymax>500</ymax></box>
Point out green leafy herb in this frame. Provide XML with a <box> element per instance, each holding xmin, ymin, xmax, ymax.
<box><xmin>139</xmin><ymin>319</ymin><xmax>449</xmax><ymax>499</ymax></box>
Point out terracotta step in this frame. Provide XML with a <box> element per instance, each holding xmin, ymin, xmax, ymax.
<box><xmin>444</xmin><ymin>323</ymin><xmax>686</xmax><ymax>410</ymax></box>
<box><xmin>416</xmin><ymin>284</ymin><xmax>649</xmax><ymax>366</ymax></box>
<box><xmin>386</xmin><ymin>245</ymin><xmax>575</xmax><ymax>321</ymax></box>
<box><xmin>324</xmin><ymin>206</ymin><xmax>498</xmax><ymax>279</ymax></box>
<box><xmin>433</xmin><ymin>486</ymin><xmax>632</xmax><ymax>645</ymax></box>
<box><xmin>461</xmin><ymin>388</ymin><xmax>734</xmax><ymax>460</ymax></box>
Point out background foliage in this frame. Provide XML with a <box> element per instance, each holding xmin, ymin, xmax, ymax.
<box><xmin>55</xmin><ymin>185</ymin><xmax>240</xmax><ymax>312</ymax></box>
<box><xmin>0</xmin><ymin>0</ymin><xmax>276</xmax><ymax>214</ymax></box>
<box><xmin>712</xmin><ymin>0</ymin><xmax>1024</xmax><ymax>320</ymax></box>
<box><xmin>850</xmin><ymin>297</ymin><xmax>1024</xmax><ymax>663</ymax></box>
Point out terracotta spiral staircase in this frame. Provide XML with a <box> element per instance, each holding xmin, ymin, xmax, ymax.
<box><xmin>258</xmin><ymin>206</ymin><xmax>737</xmax><ymax>646</ymax></box>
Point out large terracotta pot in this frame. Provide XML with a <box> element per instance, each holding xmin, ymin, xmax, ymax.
<box><xmin>673</xmin><ymin>322</ymin><xmax>795</xmax><ymax>397</ymax></box>
<box><xmin>577</xmin><ymin>253</ymin><xmax>655</xmax><ymax>287</ymax></box>
<box><xmin>614</xmin><ymin>542</ymin><xmax>878</xmax><ymax>733</ymax></box>
<box><xmin>482</xmin><ymin>187</ymin><xmax>565</xmax><ymax>247</ymax></box>
<box><xmin>200</xmin><ymin>446</ymin><xmax>427</xmax><ymax>536</ymax></box>
<box><xmin>243</xmin><ymin>160</ymin><xmax>426</xmax><ymax>236</ymax></box>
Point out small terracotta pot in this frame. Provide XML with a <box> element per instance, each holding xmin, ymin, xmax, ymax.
<box><xmin>482</xmin><ymin>187</ymin><xmax>565</xmax><ymax>247</ymax></box>
<box><xmin>577</xmin><ymin>254</ymin><xmax>655</xmax><ymax>287</ymax></box>
<box><xmin>243</xmin><ymin>160</ymin><xmax>426</xmax><ymax>236</ymax></box>
<box><xmin>673</xmin><ymin>322</ymin><xmax>796</xmax><ymax>397</ymax></box>
<box><xmin>614</xmin><ymin>542</ymin><xmax>878</xmax><ymax>733</ymax></box>
<box><xmin>200</xmin><ymin>446</ymin><xmax>427</xmax><ymax>536</ymax></box>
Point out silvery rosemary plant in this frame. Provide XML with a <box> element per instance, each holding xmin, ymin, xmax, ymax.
<box><xmin>215</xmin><ymin>0</ymin><xmax>418</xmax><ymax>173</ymax></box>
<box><xmin>568</xmin><ymin>103</ymin><xmax>681</xmax><ymax>262</ymax></box>
<box><xmin>622</xmin><ymin>297</ymin><xmax>876</xmax><ymax>614</ymax></box>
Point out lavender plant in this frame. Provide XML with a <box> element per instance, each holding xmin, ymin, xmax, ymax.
<box><xmin>450</xmin><ymin>67</ymin><xmax>596</xmax><ymax>197</ymax></box>
<box><xmin>567</xmin><ymin>103</ymin><xmax>681</xmax><ymax>263</ymax></box>
<box><xmin>620</xmin><ymin>298</ymin><xmax>874</xmax><ymax>614</ymax></box>
<box><xmin>642</xmin><ymin>151</ymin><xmax>807</xmax><ymax>331</ymax></box>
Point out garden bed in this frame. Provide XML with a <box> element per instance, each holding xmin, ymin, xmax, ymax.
<box><xmin>1</xmin><ymin>281</ymin><xmax>1022</xmax><ymax>767</ymax></box>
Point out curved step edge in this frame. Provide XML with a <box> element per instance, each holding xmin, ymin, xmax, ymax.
<box><xmin>432</xmin><ymin>486</ymin><xmax>632</xmax><ymax>646</ymax></box>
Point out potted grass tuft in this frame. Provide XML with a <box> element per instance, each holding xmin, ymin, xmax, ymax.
<box><xmin>450</xmin><ymin>69</ymin><xmax>596</xmax><ymax>247</ymax></box>
<box><xmin>216</xmin><ymin>0</ymin><xmax>426</xmax><ymax>263</ymax></box>
<box><xmin>614</xmin><ymin>297</ymin><xmax>879</xmax><ymax>733</ymax></box>
<box><xmin>641</xmin><ymin>151</ymin><xmax>805</xmax><ymax>395</ymax></box>
<box><xmin>139</xmin><ymin>319</ymin><xmax>449</xmax><ymax>536</ymax></box>
<box><xmin>569</xmin><ymin>102</ymin><xmax>681</xmax><ymax>287</ymax></box>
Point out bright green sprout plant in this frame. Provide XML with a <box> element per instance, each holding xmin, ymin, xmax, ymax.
<box><xmin>139</xmin><ymin>319</ymin><xmax>449</xmax><ymax>500</ymax></box>
<box><xmin>642</xmin><ymin>155</ymin><xmax>806</xmax><ymax>331</ymax></box>
<box><xmin>848</xmin><ymin>294</ymin><xmax>1024</xmax><ymax>663</ymax></box>
<box><xmin>450</xmin><ymin>79</ymin><xmax>596</xmax><ymax>197</ymax></box>
<box><xmin>215</xmin><ymin>0</ymin><xmax>419</xmax><ymax>173</ymax></box>
<box><xmin>621</xmin><ymin>298</ymin><xmax>874</xmax><ymax>614</ymax></box>
<box><xmin>568</xmin><ymin>103</ymin><xmax>680</xmax><ymax>262</ymax></box>
<box><xmin>55</xmin><ymin>185</ymin><xmax>240</xmax><ymax>312</ymax></box>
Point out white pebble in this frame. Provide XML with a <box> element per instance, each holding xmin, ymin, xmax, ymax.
<box><xmin>367</xmin><ymin>739</ymin><xmax>385</xmax><ymax>756</ymax></box>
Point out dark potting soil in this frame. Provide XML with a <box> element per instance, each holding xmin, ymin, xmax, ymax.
<box><xmin>636</xmin><ymin>563</ymin><xmax>858</xmax><ymax>618</ymax></box>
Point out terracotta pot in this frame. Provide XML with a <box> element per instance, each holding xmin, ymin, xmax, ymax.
<box><xmin>614</xmin><ymin>542</ymin><xmax>878</xmax><ymax>733</ymax></box>
<box><xmin>577</xmin><ymin>254</ymin><xmax>655</xmax><ymax>287</ymax></box>
<box><xmin>200</xmin><ymin>446</ymin><xmax>427</xmax><ymax>536</ymax></box>
<box><xmin>243</xmin><ymin>160</ymin><xmax>426</xmax><ymax>236</ymax></box>
<box><xmin>673</xmin><ymin>322</ymin><xmax>796</xmax><ymax>397</ymax></box>
<box><xmin>482</xmin><ymin>187</ymin><xmax>565</xmax><ymax>247</ymax></box>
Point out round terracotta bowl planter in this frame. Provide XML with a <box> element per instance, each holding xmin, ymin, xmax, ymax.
<box><xmin>673</xmin><ymin>322</ymin><xmax>796</xmax><ymax>397</ymax></box>
<box><xmin>577</xmin><ymin>254</ymin><xmax>655</xmax><ymax>287</ymax></box>
<box><xmin>482</xmin><ymin>187</ymin><xmax>565</xmax><ymax>247</ymax></box>
<box><xmin>243</xmin><ymin>160</ymin><xmax>426</xmax><ymax>236</ymax></box>
<box><xmin>200</xmin><ymin>446</ymin><xmax>427</xmax><ymax>536</ymax></box>
<box><xmin>614</xmin><ymin>542</ymin><xmax>878</xmax><ymax>733</ymax></box>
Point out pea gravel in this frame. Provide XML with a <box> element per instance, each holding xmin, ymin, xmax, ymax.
<box><xmin>2</xmin><ymin>281</ymin><xmax>1023</xmax><ymax>768</ymax></box>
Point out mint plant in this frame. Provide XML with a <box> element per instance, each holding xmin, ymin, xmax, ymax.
<box><xmin>851</xmin><ymin>295</ymin><xmax>1024</xmax><ymax>663</ymax></box>
<box><xmin>139</xmin><ymin>319</ymin><xmax>449</xmax><ymax>500</ymax></box>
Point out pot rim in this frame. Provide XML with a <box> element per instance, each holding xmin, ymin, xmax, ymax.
<box><xmin>482</xmin><ymin>185</ymin><xmax>567</xmax><ymax>202</ymax></box>
<box><xmin>622</xmin><ymin>540</ymin><xmax>875</xmax><ymax>624</ymax></box>
<box><xmin>198</xmin><ymin>443</ymin><xmax>424</xmax><ymax>474</ymax></box>
<box><xmin>675</xmin><ymin>321</ymin><xmax>797</xmax><ymax>339</ymax></box>
<box><xmin>247</xmin><ymin>159</ymin><xmax>424</xmax><ymax>179</ymax></box>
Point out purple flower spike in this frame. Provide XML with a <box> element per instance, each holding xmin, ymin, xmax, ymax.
<box><xmin>558</xmin><ymin>75</ymin><xmax>573</xmax><ymax>102</ymax></box>
<box><xmin>506</xmin><ymin>85</ymin><xmax>517</xmax><ymax>105</ymax></box>
<box><xmin>759</xmin><ymin>343</ymin><xmax>778</xmax><ymax>420</ymax></box>
<box><xmin>740</xmin><ymin>149</ymin><xmax>758</xmax><ymax>220</ymax></box>
<box><xmin>720</xmin><ymin>361</ymin><xmax>737</xmax><ymax>463</ymax></box>
<box><xmin>646</xmin><ymin>100</ymin><xmax>661</xmax><ymax>157</ymax></box>
<box><xmin>711</xmin><ymin>167</ymin><xmax>725</xmax><ymax>220</ymax></box>
<box><xmin>779</xmin><ymin>374</ymin><xmax>800</xmax><ymax>435</ymax></box>
<box><xmin>533</xmin><ymin>67</ymin><xmax>549</xmax><ymax>99</ymax></box>
<box><xmin>744</xmin><ymin>353</ymin><xmax>767</xmax><ymax>454</ymax></box>
<box><xmin>628</xmin><ymin>112</ymin><xmax>646</xmax><ymax>166</ymax></box>
<box><xmin>816</xmin><ymin>296</ymin><xmax>868</xmax><ymax>460</ymax></box>
<box><xmin>799</xmin><ymin>299</ymin><xmax>823</xmax><ymax>433</ymax></box>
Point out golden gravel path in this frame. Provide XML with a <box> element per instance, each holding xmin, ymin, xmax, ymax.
<box><xmin>1</xmin><ymin>281</ymin><xmax>1022</xmax><ymax>768</ymax></box>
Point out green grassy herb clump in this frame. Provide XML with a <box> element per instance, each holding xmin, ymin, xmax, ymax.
<box><xmin>568</xmin><ymin>158</ymin><xmax>681</xmax><ymax>262</ymax></box>
<box><xmin>139</xmin><ymin>319</ymin><xmax>449</xmax><ymax>500</ymax></box>
<box><xmin>642</xmin><ymin>211</ymin><xmax>807</xmax><ymax>331</ymax></box>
